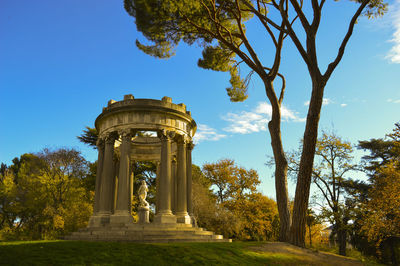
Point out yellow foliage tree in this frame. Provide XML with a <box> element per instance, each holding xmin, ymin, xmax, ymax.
<box><xmin>0</xmin><ymin>149</ymin><xmax>93</xmax><ymax>240</ymax></box>
<box><xmin>360</xmin><ymin>163</ymin><xmax>400</xmax><ymax>246</ymax></box>
<box><xmin>199</xmin><ymin>159</ymin><xmax>279</xmax><ymax>240</ymax></box>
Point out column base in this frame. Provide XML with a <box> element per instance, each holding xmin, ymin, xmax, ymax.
<box><xmin>88</xmin><ymin>213</ymin><xmax>110</xmax><ymax>227</ymax></box>
<box><xmin>109</xmin><ymin>211</ymin><xmax>134</xmax><ymax>225</ymax></box>
<box><xmin>176</xmin><ymin>212</ymin><xmax>191</xmax><ymax>224</ymax></box>
<box><xmin>154</xmin><ymin>211</ymin><xmax>176</xmax><ymax>224</ymax></box>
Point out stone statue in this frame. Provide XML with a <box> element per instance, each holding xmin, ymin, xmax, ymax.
<box><xmin>138</xmin><ymin>180</ymin><xmax>149</xmax><ymax>208</ymax></box>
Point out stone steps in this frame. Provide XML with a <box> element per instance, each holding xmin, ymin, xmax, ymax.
<box><xmin>65</xmin><ymin>224</ymin><xmax>231</xmax><ymax>243</ymax></box>
<box><xmin>65</xmin><ymin>235</ymin><xmax>231</xmax><ymax>243</ymax></box>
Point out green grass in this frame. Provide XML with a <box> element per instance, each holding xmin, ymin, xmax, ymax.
<box><xmin>0</xmin><ymin>241</ymin><xmax>296</xmax><ymax>266</ymax></box>
<box><xmin>0</xmin><ymin>240</ymin><xmax>374</xmax><ymax>266</ymax></box>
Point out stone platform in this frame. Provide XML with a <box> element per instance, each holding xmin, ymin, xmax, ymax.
<box><xmin>65</xmin><ymin>223</ymin><xmax>231</xmax><ymax>243</ymax></box>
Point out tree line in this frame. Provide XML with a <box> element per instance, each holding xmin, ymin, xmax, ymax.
<box><xmin>1</xmin><ymin>123</ymin><xmax>399</xmax><ymax>264</ymax></box>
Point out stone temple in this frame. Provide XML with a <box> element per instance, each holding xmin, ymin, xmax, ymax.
<box><xmin>66</xmin><ymin>95</ymin><xmax>230</xmax><ymax>242</ymax></box>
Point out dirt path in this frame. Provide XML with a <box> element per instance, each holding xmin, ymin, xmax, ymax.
<box><xmin>249</xmin><ymin>242</ymin><xmax>365</xmax><ymax>265</ymax></box>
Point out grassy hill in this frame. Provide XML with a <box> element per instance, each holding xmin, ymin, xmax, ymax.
<box><xmin>0</xmin><ymin>240</ymin><xmax>380</xmax><ymax>265</ymax></box>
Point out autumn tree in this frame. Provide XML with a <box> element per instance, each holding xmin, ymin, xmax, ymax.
<box><xmin>0</xmin><ymin>154</ymin><xmax>45</xmax><ymax>235</ymax></box>
<box><xmin>359</xmin><ymin>163</ymin><xmax>400</xmax><ymax>265</ymax></box>
<box><xmin>192</xmin><ymin>164</ymin><xmax>244</xmax><ymax>238</ymax></box>
<box><xmin>224</xmin><ymin>192</ymin><xmax>280</xmax><ymax>240</ymax></box>
<box><xmin>201</xmin><ymin>159</ymin><xmax>279</xmax><ymax>240</ymax></box>
<box><xmin>124</xmin><ymin>0</ymin><xmax>386</xmax><ymax>245</ymax></box>
<box><xmin>354</xmin><ymin>122</ymin><xmax>400</xmax><ymax>264</ymax></box>
<box><xmin>0</xmin><ymin>168</ymin><xmax>18</xmax><ymax>233</ymax></box>
<box><xmin>288</xmin><ymin>132</ymin><xmax>357</xmax><ymax>255</ymax></box>
<box><xmin>0</xmin><ymin>148</ymin><xmax>93</xmax><ymax>240</ymax></box>
<box><xmin>202</xmin><ymin>159</ymin><xmax>259</xmax><ymax>203</ymax></box>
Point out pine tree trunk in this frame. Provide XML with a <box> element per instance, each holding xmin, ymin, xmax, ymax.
<box><xmin>290</xmin><ymin>77</ymin><xmax>325</xmax><ymax>246</ymax></box>
<box><xmin>264</xmin><ymin>81</ymin><xmax>291</xmax><ymax>242</ymax></box>
<box><xmin>338</xmin><ymin>227</ymin><xmax>347</xmax><ymax>256</ymax></box>
<box><xmin>268</xmin><ymin>118</ymin><xmax>291</xmax><ymax>242</ymax></box>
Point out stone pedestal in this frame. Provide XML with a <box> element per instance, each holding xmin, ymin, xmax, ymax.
<box><xmin>176</xmin><ymin>213</ymin><xmax>191</xmax><ymax>224</ymax></box>
<box><xmin>154</xmin><ymin>212</ymin><xmax>177</xmax><ymax>224</ymax></box>
<box><xmin>110</xmin><ymin>211</ymin><xmax>134</xmax><ymax>225</ymax></box>
<box><xmin>138</xmin><ymin>207</ymin><xmax>150</xmax><ymax>224</ymax></box>
<box><xmin>88</xmin><ymin>215</ymin><xmax>110</xmax><ymax>227</ymax></box>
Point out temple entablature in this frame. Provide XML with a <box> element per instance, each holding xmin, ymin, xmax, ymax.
<box><xmin>95</xmin><ymin>95</ymin><xmax>196</xmax><ymax>141</ymax></box>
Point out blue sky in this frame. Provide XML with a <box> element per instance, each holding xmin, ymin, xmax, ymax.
<box><xmin>1</xmin><ymin>0</ymin><xmax>399</xmax><ymax>199</ymax></box>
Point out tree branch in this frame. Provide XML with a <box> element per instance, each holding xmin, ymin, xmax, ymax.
<box><xmin>324</xmin><ymin>0</ymin><xmax>370</xmax><ymax>79</ymax></box>
<box><xmin>313</xmin><ymin>171</ymin><xmax>335</xmax><ymax>204</ymax></box>
<box><xmin>314</xmin><ymin>178</ymin><xmax>334</xmax><ymax>210</ymax></box>
<box><xmin>288</xmin><ymin>0</ymin><xmax>311</xmax><ymax>33</ymax></box>
<box><xmin>273</xmin><ymin>0</ymin><xmax>311</xmax><ymax>66</ymax></box>
<box><xmin>181</xmin><ymin>12</ymin><xmax>258</xmax><ymax>71</ymax></box>
<box><xmin>264</xmin><ymin>67</ymin><xmax>286</xmax><ymax>104</ymax></box>
<box><xmin>234</xmin><ymin>0</ymin><xmax>265</xmax><ymax>72</ymax></box>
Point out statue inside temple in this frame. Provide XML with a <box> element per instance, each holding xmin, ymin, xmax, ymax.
<box><xmin>138</xmin><ymin>180</ymin><xmax>149</xmax><ymax>208</ymax></box>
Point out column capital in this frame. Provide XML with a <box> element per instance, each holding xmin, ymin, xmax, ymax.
<box><xmin>158</xmin><ymin>129</ymin><xmax>175</xmax><ymax>141</ymax></box>
<box><xmin>118</xmin><ymin>129</ymin><xmax>132</xmax><ymax>141</ymax></box>
<box><xmin>96</xmin><ymin>138</ymin><xmax>105</xmax><ymax>149</ymax></box>
<box><xmin>105</xmin><ymin>133</ymin><xmax>117</xmax><ymax>144</ymax></box>
<box><xmin>187</xmin><ymin>140</ymin><xmax>195</xmax><ymax>151</ymax></box>
<box><xmin>175</xmin><ymin>134</ymin><xmax>189</xmax><ymax>144</ymax></box>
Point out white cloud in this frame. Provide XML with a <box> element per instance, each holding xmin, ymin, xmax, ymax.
<box><xmin>193</xmin><ymin>124</ymin><xmax>226</xmax><ymax>144</ymax></box>
<box><xmin>386</xmin><ymin>0</ymin><xmax>400</xmax><ymax>63</ymax></box>
<box><xmin>323</xmin><ymin>98</ymin><xmax>332</xmax><ymax>105</ymax></box>
<box><xmin>303</xmin><ymin>98</ymin><xmax>332</xmax><ymax>106</ymax></box>
<box><xmin>387</xmin><ymin>98</ymin><xmax>400</xmax><ymax>103</ymax></box>
<box><xmin>281</xmin><ymin>105</ymin><xmax>305</xmax><ymax>121</ymax></box>
<box><xmin>255</xmin><ymin>102</ymin><xmax>273</xmax><ymax>115</ymax></box>
<box><xmin>223</xmin><ymin>102</ymin><xmax>305</xmax><ymax>134</ymax></box>
<box><xmin>340</xmin><ymin>103</ymin><xmax>347</xmax><ymax>107</ymax></box>
<box><xmin>223</xmin><ymin>111</ymin><xmax>269</xmax><ymax>134</ymax></box>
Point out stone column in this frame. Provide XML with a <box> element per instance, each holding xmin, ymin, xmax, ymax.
<box><xmin>130</xmin><ymin>163</ymin><xmax>134</xmax><ymax>213</ymax></box>
<box><xmin>154</xmin><ymin>130</ymin><xmax>176</xmax><ymax>224</ymax></box>
<box><xmin>186</xmin><ymin>141</ymin><xmax>195</xmax><ymax>225</ymax></box>
<box><xmin>176</xmin><ymin>135</ymin><xmax>191</xmax><ymax>224</ymax></box>
<box><xmin>93</xmin><ymin>138</ymin><xmax>105</xmax><ymax>214</ymax></box>
<box><xmin>112</xmin><ymin>158</ymin><xmax>119</xmax><ymax>213</ymax></box>
<box><xmin>88</xmin><ymin>138</ymin><xmax>105</xmax><ymax>227</ymax></box>
<box><xmin>110</xmin><ymin>130</ymin><xmax>133</xmax><ymax>224</ymax></box>
<box><xmin>98</xmin><ymin>134</ymin><xmax>116</xmax><ymax>217</ymax></box>
<box><xmin>171</xmin><ymin>156</ymin><xmax>177</xmax><ymax>214</ymax></box>
<box><xmin>155</xmin><ymin>161</ymin><xmax>160</xmax><ymax>214</ymax></box>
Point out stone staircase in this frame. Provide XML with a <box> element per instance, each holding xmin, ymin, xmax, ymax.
<box><xmin>65</xmin><ymin>223</ymin><xmax>231</xmax><ymax>243</ymax></box>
